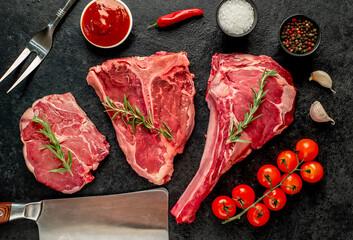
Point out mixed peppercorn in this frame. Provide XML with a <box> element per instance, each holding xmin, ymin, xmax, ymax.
<box><xmin>280</xmin><ymin>17</ymin><xmax>318</xmax><ymax>54</ymax></box>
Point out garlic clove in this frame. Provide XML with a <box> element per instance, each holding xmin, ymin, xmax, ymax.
<box><xmin>310</xmin><ymin>101</ymin><xmax>335</xmax><ymax>125</ymax></box>
<box><xmin>309</xmin><ymin>70</ymin><xmax>336</xmax><ymax>93</ymax></box>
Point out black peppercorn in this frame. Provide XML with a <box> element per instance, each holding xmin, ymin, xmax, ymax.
<box><xmin>280</xmin><ymin>17</ymin><xmax>319</xmax><ymax>54</ymax></box>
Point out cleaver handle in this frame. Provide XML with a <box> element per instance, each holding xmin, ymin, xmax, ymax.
<box><xmin>0</xmin><ymin>202</ymin><xmax>41</xmax><ymax>224</ymax></box>
<box><xmin>0</xmin><ymin>202</ymin><xmax>12</xmax><ymax>224</ymax></box>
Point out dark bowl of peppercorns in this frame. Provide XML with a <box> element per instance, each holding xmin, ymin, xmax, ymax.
<box><xmin>279</xmin><ymin>14</ymin><xmax>321</xmax><ymax>56</ymax></box>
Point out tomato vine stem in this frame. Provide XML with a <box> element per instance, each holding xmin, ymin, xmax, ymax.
<box><xmin>222</xmin><ymin>153</ymin><xmax>305</xmax><ymax>224</ymax></box>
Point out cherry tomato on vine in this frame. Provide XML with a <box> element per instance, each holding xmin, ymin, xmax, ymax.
<box><xmin>247</xmin><ymin>203</ymin><xmax>270</xmax><ymax>227</ymax></box>
<box><xmin>263</xmin><ymin>188</ymin><xmax>287</xmax><ymax>211</ymax></box>
<box><xmin>296</xmin><ymin>139</ymin><xmax>319</xmax><ymax>162</ymax></box>
<box><xmin>212</xmin><ymin>196</ymin><xmax>236</xmax><ymax>220</ymax></box>
<box><xmin>257</xmin><ymin>165</ymin><xmax>281</xmax><ymax>188</ymax></box>
<box><xmin>280</xmin><ymin>173</ymin><xmax>303</xmax><ymax>195</ymax></box>
<box><xmin>277</xmin><ymin>150</ymin><xmax>298</xmax><ymax>172</ymax></box>
<box><xmin>232</xmin><ymin>185</ymin><xmax>255</xmax><ymax>209</ymax></box>
<box><xmin>300</xmin><ymin>161</ymin><xmax>324</xmax><ymax>183</ymax></box>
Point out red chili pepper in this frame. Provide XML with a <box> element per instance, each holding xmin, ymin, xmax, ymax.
<box><xmin>308</xmin><ymin>46</ymin><xmax>312</xmax><ymax>50</ymax></box>
<box><xmin>308</xmin><ymin>42</ymin><xmax>312</xmax><ymax>45</ymax></box>
<box><xmin>297</xmin><ymin>30</ymin><xmax>301</xmax><ymax>34</ymax></box>
<box><xmin>292</xmin><ymin>18</ymin><xmax>297</xmax><ymax>22</ymax></box>
<box><xmin>149</xmin><ymin>8</ymin><xmax>204</xmax><ymax>28</ymax></box>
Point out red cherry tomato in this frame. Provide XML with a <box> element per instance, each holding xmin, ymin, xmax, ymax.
<box><xmin>232</xmin><ymin>185</ymin><xmax>255</xmax><ymax>209</ymax></box>
<box><xmin>247</xmin><ymin>203</ymin><xmax>270</xmax><ymax>227</ymax></box>
<box><xmin>300</xmin><ymin>161</ymin><xmax>324</xmax><ymax>183</ymax></box>
<box><xmin>212</xmin><ymin>196</ymin><xmax>236</xmax><ymax>220</ymax></box>
<box><xmin>257</xmin><ymin>165</ymin><xmax>281</xmax><ymax>188</ymax></box>
<box><xmin>263</xmin><ymin>188</ymin><xmax>287</xmax><ymax>211</ymax></box>
<box><xmin>296</xmin><ymin>139</ymin><xmax>319</xmax><ymax>162</ymax></box>
<box><xmin>280</xmin><ymin>173</ymin><xmax>303</xmax><ymax>195</ymax></box>
<box><xmin>277</xmin><ymin>150</ymin><xmax>298</xmax><ymax>172</ymax></box>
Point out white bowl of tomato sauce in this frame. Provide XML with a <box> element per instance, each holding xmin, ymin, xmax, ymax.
<box><xmin>80</xmin><ymin>0</ymin><xmax>133</xmax><ymax>48</ymax></box>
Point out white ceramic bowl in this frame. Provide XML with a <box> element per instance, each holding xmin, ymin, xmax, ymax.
<box><xmin>80</xmin><ymin>0</ymin><xmax>133</xmax><ymax>48</ymax></box>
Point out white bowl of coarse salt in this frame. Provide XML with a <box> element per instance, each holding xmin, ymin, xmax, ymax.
<box><xmin>217</xmin><ymin>0</ymin><xmax>258</xmax><ymax>37</ymax></box>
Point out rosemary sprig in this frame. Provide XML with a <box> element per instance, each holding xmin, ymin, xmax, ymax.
<box><xmin>102</xmin><ymin>94</ymin><xmax>173</xmax><ymax>140</ymax></box>
<box><xmin>227</xmin><ymin>69</ymin><xmax>279</xmax><ymax>144</ymax></box>
<box><xmin>32</xmin><ymin>114</ymin><xmax>73</xmax><ymax>176</ymax></box>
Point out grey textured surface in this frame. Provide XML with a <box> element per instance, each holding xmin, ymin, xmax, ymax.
<box><xmin>0</xmin><ymin>0</ymin><xmax>352</xmax><ymax>239</ymax></box>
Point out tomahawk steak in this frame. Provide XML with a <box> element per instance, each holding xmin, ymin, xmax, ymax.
<box><xmin>171</xmin><ymin>53</ymin><xmax>296</xmax><ymax>223</ymax></box>
<box><xmin>20</xmin><ymin>93</ymin><xmax>110</xmax><ymax>194</ymax></box>
<box><xmin>86</xmin><ymin>51</ymin><xmax>195</xmax><ymax>185</ymax></box>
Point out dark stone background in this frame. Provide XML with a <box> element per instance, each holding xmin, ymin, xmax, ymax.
<box><xmin>0</xmin><ymin>0</ymin><xmax>352</xmax><ymax>239</ymax></box>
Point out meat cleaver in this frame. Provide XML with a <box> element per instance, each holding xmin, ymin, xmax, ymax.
<box><xmin>0</xmin><ymin>188</ymin><xmax>168</xmax><ymax>239</ymax></box>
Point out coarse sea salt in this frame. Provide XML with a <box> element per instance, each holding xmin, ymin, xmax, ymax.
<box><xmin>218</xmin><ymin>0</ymin><xmax>255</xmax><ymax>35</ymax></box>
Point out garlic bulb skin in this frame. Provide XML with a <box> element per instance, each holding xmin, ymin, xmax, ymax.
<box><xmin>309</xmin><ymin>70</ymin><xmax>336</xmax><ymax>93</ymax></box>
<box><xmin>310</xmin><ymin>101</ymin><xmax>335</xmax><ymax>125</ymax></box>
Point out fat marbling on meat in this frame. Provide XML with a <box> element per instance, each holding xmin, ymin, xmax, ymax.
<box><xmin>86</xmin><ymin>51</ymin><xmax>195</xmax><ymax>185</ymax></box>
<box><xmin>20</xmin><ymin>93</ymin><xmax>110</xmax><ymax>194</ymax></box>
<box><xmin>171</xmin><ymin>53</ymin><xmax>297</xmax><ymax>223</ymax></box>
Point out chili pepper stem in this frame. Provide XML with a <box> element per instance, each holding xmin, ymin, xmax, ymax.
<box><xmin>147</xmin><ymin>22</ymin><xmax>158</xmax><ymax>29</ymax></box>
<box><xmin>222</xmin><ymin>156</ymin><xmax>305</xmax><ymax>224</ymax></box>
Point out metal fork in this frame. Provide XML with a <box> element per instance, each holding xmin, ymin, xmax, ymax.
<box><xmin>0</xmin><ymin>0</ymin><xmax>78</xmax><ymax>93</ymax></box>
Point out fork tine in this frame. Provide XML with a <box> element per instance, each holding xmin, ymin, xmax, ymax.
<box><xmin>0</xmin><ymin>48</ymin><xmax>31</xmax><ymax>83</ymax></box>
<box><xmin>7</xmin><ymin>56</ymin><xmax>42</xmax><ymax>93</ymax></box>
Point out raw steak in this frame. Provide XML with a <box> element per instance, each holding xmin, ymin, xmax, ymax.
<box><xmin>20</xmin><ymin>93</ymin><xmax>110</xmax><ymax>194</ymax></box>
<box><xmin>86</xmin><ymin>51</ymin><xmax>195</xmax><ymax>185</ymax></box>
<box><xmin>171</xmin><ymin>53</ymin><xmax>296</xmax><ymax>223</ymax></box>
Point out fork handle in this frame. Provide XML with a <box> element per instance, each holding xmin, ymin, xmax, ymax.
<box><xmin>48</xmin><ymin>0</ymin><xmax>78</xmax><ymax>32</ymax></box>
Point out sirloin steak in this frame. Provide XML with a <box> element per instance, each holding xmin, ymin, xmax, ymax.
<box><xmin>20</xmin><ymin>93</ymin><xmax>110</xmax><ymax>194</ymax></box>
<box><xmin>171</xmin><ymin>53</ymin><xmax>296</xmax><ymax>223</ymax></box>
<box><xmin>86</xmin><ymin>51</ymin><xmax>195</xmax><ymax>185</ymax></box>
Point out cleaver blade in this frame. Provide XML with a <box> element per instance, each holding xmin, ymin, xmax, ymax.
<box><xmin>0</xmin><ymin>188</ymin><xmax>168</xmax><ymax>240</ymax></box>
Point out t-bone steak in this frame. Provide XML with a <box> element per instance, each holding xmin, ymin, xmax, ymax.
<box><xmin>86</xmin><ymin>51</ymin><xmax>195</xmax><ymax>185</ymax></box>
<box><xmin>171</xmin><ymin>53</ymin><xmax>297</xmax><ymax>223</ymax></box>
<box><xmin>20</xmin><ymin>93</ymin><xmax>110</xmax><ymax>194</ymax></box>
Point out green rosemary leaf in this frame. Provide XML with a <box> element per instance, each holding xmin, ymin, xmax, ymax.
<box><xmin>234</xmin><ymin>138</ymin><xmax>251</xmax><ymax>143</ymax></box>
<box><xmin>123</xmin><ymin>94</ymin><xmax>128</xmax><ymax>110</ymax></box>
<box><xmin>163</xmin><ymin>122</ymin><xmax>172</xmax><ymax>135</ymax></box>
<box><xmin>162</xmin><ymin>122</ymin><xmax>173</xmax><ymax>140</ymax></box>
<box><xmin>261</xmin><ymin>89</ymin><xmax>269</xmax><ymax>98</ymax></box>
<box><xmin>228</xmin><ymin>69</ymin><xmax>278</xmax><ymax>144</ymax></box>
<box><xmin>251</xmin><ymin>86</ymin><xmax>257</xmax><ymax>94</ymax></box>
<box><xmin>38</xmin><ymin>145</ymin><xmax>50</xmax><ymax>150</ymax></box>
<box><xmin>132</xmin><ymin>118</ymin><xmax>136</xmax><ymax>134</ymax></box>
<box><xmin>148</xmin><ymin>110</ymin><xmax>154</xmax><ymax>123</ymax></box>
<box><xmin>230</xmin><ymin>118</ymin><xmax>234</xmax><ymax>133</ymax></box>
<box><xmin>135</xmin><ymin>106</ymin><xmax>143</xmax><ymax>118</ymax></box>
<box><xmin>49</xmin><ymin>168</ymin><xmax>69</xmax><ymax>173</ymax></box>
<box><xmin>252</xmin><ymin>114</ymin><xmax>263</xmax><ymax>121</ymax></box>
<box><xmin>125</xmin><ymin>98</ymin><xmax>135</xmax><ymax>114</ymax></box>
<box><xmin>103</xmin><ymin>94</ymin><xmax>173</xmax><ymax>140</ymax></box>
<box><xmin>68</xmin><ymin>150</ymin><xmax>73</xmax><ymax>168</ymax></box>
<box><xmin>112</xmin><ymin>112</ymin><xmax>119</xmax><ymax>121</ymax></box>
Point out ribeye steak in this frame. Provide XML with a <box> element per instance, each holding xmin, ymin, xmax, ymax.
<box><xmin>20</xmin><ymin>93</ymin><xmax>110</xmax><ymax>194</ymax></box>
<box><xmin>171</xmin><ymin>53</ymin><xmax>296</xmax><ymax>223</ymax></box>
<box><xmin>86</xmin><ymin>51</ymin><xmax>195</xmax><ymax>185</ymax></box>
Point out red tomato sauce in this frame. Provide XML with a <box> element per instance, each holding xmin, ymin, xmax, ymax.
<box><xmin>81</xmin><ymin>0</ymin><xmax>131</xmax><ymax>47</ymax></box>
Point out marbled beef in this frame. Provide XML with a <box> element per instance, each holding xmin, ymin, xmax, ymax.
<box><xmin>20</xmin><ymin>93</ymin><xmax>110</xmax><ymax>194</ymax></box>
<box><xmin>171</xmin><ymin>53</ymin><xmax>296</xmax><ymax>223</ymax></box>
<box><xmin>86</xmin><ymin>52</ymin><xmax>195</xmax><ymax>185</ymax></box>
